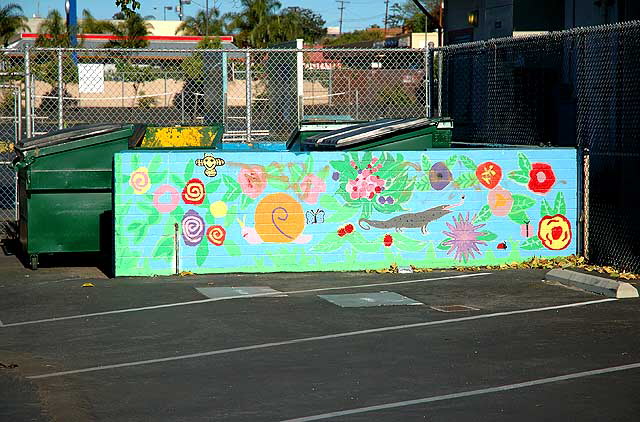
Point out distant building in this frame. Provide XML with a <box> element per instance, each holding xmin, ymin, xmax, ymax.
<box><xmin>444</xmin><ymin>0</ymin><xmax>640</xmax><ymax>44</ymax></box>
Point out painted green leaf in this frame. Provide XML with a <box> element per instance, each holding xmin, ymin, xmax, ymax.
<box><xmin>152</xmin><ymin>236</ymin><xmax>174</xmax><ymax>262</ymax></box>
<box><xmin>239</xmin><ymin>194</ymin><xmax>254</xmax><ymax>210</ymax></box>
<box><xmin>147</xmin><ymin>209</ymin><xmax>161</xmax><ymax>226</ymax></box>
<box><xmin>317</xmin><ymin>165</ymin><xmax>330</xmax><ymax>180</ymax></box>
<box><xmin>391</xmin><ymin>233</ymin><xmax>426</xmax><ymax>252</ymax></box>
<box><xmin>477</xmin><ymin>231</ymin><xmax>498</xmax><ymax>241</ymax></box>
<box><xmin>347</xmin><ymin>232</ymin><xmax>380</xmax><ymax>253</ymax></box>
<box><xmin>361</xmin><ymin>151</ymin><xmax>373</xmax><ymax>168</ymax></box>
<box><xmin>171</xmin><ymin>174</ymin><xmax>183</xmax><ymax>187</ymax></box>
<box><xmin>361</xmin><ymin>201</ymin><xmax>373</xmax><ymax>219</ymax></box>
<box><xmin>224</xmin><ymin>239</ymin><xmax>242</xmax><ymax>256</ymax></box>
<box><xmin>508</xmin><ymin>210</ymin><xmax>530</xmax><ymax>224</ymax></box>
<box><xmin>148</xmin><ymin>155</ymin><xmax>162</xmax><ymax>173</ymax></box>
<box><xmin>520</xmin><ymin>236</ymin><xmax>543</xmax><ymax>250</ymax></box>
<box><xmin>127</xmin><ymin>221</ymin><xmax>144</xmax><ymax>233</ymax></box>
<box><xmin>312</xmin><ymin>233</ymin><xmax>345</xmax><ymax>252</ymax></box>
<box><xmin>319</xmin><ymin>194</ymin><xmax>341</xmax><ymax>210</ymax></box>
<box><xmin>328</xmin><ymin>206</ymin><xmax>360</xmax><ymax>223</ymax></box>
<box><xmin>264</xmin><ymin>163</ymin><xmax>283</xmax><ymax>176</ymax></box>
<box><xmin>454</xmin><ymin>172</ymin><xmax>478</xmax><ymax>188</ymax></box>
<box><xmin>415</xmin><ymin>175</ymin><xmax>431</xmax><ymax>191</ymax></box>
<box><xmin>267</xmin><ymin>176</ymin><xmax>290</xmax><ymax>190</ymax></box>
<box><xmin>518</xmin><ymin>152</ymin><xmax>532</xmax><ymax>173</ymax></box>
<box><xmin>184</xmin><ymin>159</ymin><xmax>195</xmax><ymax>180</ymax></box>
<box><xmin>421</xmin><ymin>154</ymin><xmax>431</xmax><ymax>172</ymax></box>
<box><xmin>289</xmin><ymin>163</ymin><xmax>305</xmax><ymax>183</ymax></box>
<box><xmin>204</xmin><ymin>212</ymin><xmax>215</xmax><ymax>225</ymax></box>
<box><xmin>511</xmin><ymin>194</ymin><xmax>536</xmax><ymax>213</ymax></box>
<box><xmin>170</xmin><ymin>205</ymin><xmax>184</xmax><ymax>224</ymax></box>
<box><xmin>437</xmin><ymin>238</ymin><xmax>452</xmax><ymax>250</ymax></box>
<box><xmin>149</xmin><ymin>170</ymin><xmax>167</xmax><ymax>186</ymax></box>
<box><xmin>554</xmin><ymin>192</ymin><xmax>566</xmax><ymax>215</ymax></box>
<box><xmin>196</xmin><ymin>240</ymin><xmax>208</xmax><ymax>266</ymax></box>
<box><xmin>474</xmin><ymin>205</ymin><xmax>492</xmax><ymax>223</ymax></box>
<box><xmin>224</xmin><ymin>205</ymin><xmax>238</xmax><ymax>227</ymax></box>
<box><xmin>131</xmin><ymin>154</ymin><xmax>140</xmax><ymax>170</ymax></box>
<box><xmin>508</xmin><ymin>170</ymin><xmax>529</xmax><ymax>184</ymax></box>
<box><xmin>459</xmin><ymin>155</ymin><xmax>477</xmax><ymax>171</ymax></box>
<box><xmin>206</xmin><ymin>178</ymin><xmax>221</xmax><ymax>194</ymax></box>
<box><xmin>222</xmin><ymin>175</ymin><xmax>241</xmax><ymax>202</ymax></box>
<box><xmin>304</xmin><ymin>154</ymin><xmax>314</xmax><ymax>174</ymax></box>
<box><xmin>445</xmin><ymin>154</ymin><xmax>458</xmax><ymax>169</ymax></box>
<box><xmin>540</xmin><ymin>199</ymin><xmax>553</xmax><ymax>217</ymax></box>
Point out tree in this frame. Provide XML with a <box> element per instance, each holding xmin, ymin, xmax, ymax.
<box><xmin>0</xmin><ymin>3</ymin><xmax>29</xmax><ymax>47</ymax></box>
<box><xmin>388</xmin><ymin>0</ymin><xmax>441</xmax><ymax>32</ymax></box>
<box><xmin>224</xmin><ymin>0</ymin><xmax>282</xmax><ymax>47</ymax></box>
<box><xmin>274</xmin><ymin>7</ymin><xmax>326</xmax><ymax>44</ymax></box>
<box><xmin>175</xmin><ymin>9</ymin><xmax>224</xmax><ymax>36</ymax></box>
<box><xmin>35</xmin><ymin>10</ymin><xmax>72</xmax><ymax>48</ymax></box>
<box><xmin>104</xmin><ymin>13</ymin><xmax>153</xmax><ymax>48</ymax></box>
<box><xmin>80</xmin><ymin>9</ymin><xmax>116</xmax><ymax>34</ymax></box>
<box><xmin>115</xmin><ymin>0</ymin><xmax>141</xmax><ymax>19</ymax></box>
<box><xmin>324</xmin><ymin>29</ymin><xmax>384</xmax><ymax>47</ymax></box>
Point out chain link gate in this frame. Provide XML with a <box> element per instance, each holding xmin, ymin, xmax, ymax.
<box><xmin>432</xmin><ymin>21</ymin><xmax>640</xmax><ymax>273</ymax></box>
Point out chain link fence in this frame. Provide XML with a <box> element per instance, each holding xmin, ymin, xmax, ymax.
<box><xmin>433</xmin><ymin>21</ymin><xmax>640</xmax><ymax>272</ymax></box>
<box><xmin>0</xmin><ymin>46</ymin><xmax>429</xmax><ymax>238</ymax></box>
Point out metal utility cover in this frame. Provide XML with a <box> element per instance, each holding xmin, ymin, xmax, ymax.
<box><xmin>319</xmin><ymin>291</ymin><xmax>423</xmax><ymax>308</ymax></box>
<box><xmin>196</xmin><ymin>286</ymin><xmax>286</xmax><ymax>299</ymax></box>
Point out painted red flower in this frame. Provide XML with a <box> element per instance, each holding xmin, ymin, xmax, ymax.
<box><xmin>383</xmin><ymin>234</ymin><xmax>393</xmax><ymax>247</ymax></box>
<box><xmin>182</xmin><ymin>178</ymin><xmax>206</xmax><ymax>205</ymax></box>
<box><xmin>528</xmin><ymin>163</ymin><xmax>556</xmax><ymax>195</ymax></box>
<box><xmin>337</xmin><ymin>228</ymin><xmax>347</xmax><ymax>237</ymax></box>
<box><xmin>475</xmin><ymin>161</ymin><xmax>502</xmax><ymax>189</ymax></box>
<box><xmin>344</xmin><ymin>223</ymin><xmax>354</xmax><ymax>234</ymax></box>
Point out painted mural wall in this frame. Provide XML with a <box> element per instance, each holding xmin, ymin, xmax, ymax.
<box><xmin>114</xmin><ymin>149</ymin><xmax>577</xmax><ymax>276</ymax></box>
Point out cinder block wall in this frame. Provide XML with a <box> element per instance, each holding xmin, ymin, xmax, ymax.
<box><xmin>114</xmin><ymin>149</ymin><xmax>577</xmax><ymax>276</ymax></box>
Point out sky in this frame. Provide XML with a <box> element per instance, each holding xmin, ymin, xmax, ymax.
<box><xmin>17</xmin><ymin>0</ymin><xmax>390</xmax><ymax>33</ymax></box>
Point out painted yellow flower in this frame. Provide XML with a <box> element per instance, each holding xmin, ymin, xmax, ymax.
<box><xmin>129</xmin><ymin>167</ymin><xmax>151</xmax><ymax>194</ymax></box>
<box><xmin>210</xmin><ymin>201</ymin><xmax>228</xmax><ymax>218</ymax></box>
<box><xmin>538</xmin><ymin>214</ymin><xmax>572</xmax><ymax>250</ymax></box>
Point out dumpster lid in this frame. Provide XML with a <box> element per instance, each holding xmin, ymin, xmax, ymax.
<box><xmin>303</xmin><ymin>117</ymin><xmax>436</xmax><ymax>149</ymax></box>
<box><xmin>17</xmin><ymin>124</ymin><xmax>136</xmax><ymax>152</ymax></box>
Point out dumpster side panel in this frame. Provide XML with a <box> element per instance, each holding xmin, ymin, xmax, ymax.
<box><xmin>114</xmin><ymin>149</ymin><xmax>578</xmax><ymax>276</ymax></box>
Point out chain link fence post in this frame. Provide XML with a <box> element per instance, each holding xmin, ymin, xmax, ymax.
<box><xmin>425</xmin><ymin>47</ymin><xmax>431</xmax><ymax>118</ymax></box>
<box><xmin>57</xmin><ymin>49</ymin><xmax>64</xmax><ymax>130</ymax></box>
<box><xmin>24</xmin><ymin>45</ymin><xmax>31</xmax><ymax>138</ymax></box>
<box><xmin>245</xmin><ymin>49</ymin><xmax>252</xmax><ymax>143</ymax></box>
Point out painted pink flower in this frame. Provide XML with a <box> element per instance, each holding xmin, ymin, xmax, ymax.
<box><xmin>152</xmin><ymin>185</ymin><xmax>179</xmax><ymax>213</ymax></box>
<box><xmin>298</xmin><ymin>174</ymin><xmax>326</xmax><ymax>204</ymax></box>
<box><xmin>487</xmin><ymin>186</ymin><xmax>514</xmax><ymax>217</ymax></box>
<box><xmin>238</xmin><ymin>166</ymin><xmax>267</xmax><ymax>199</ymax></box>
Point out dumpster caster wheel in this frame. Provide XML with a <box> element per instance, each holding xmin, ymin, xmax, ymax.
<box><xmin>30</xmin><ymin>254</ymin><xmax>38</xmax><ymax>270</ymax></box>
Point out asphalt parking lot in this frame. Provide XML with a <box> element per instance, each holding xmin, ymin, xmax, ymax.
<box><xmin>1</xmin><ymin>252</ymin><xmax>639</xmax><ymax>422</ymax></box>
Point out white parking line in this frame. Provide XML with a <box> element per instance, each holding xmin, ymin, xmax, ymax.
<box><xmin>280</xmin><ymin>361</ymin><xmax>640</xmax><ymax>421</ymax></box>
<box><xmin>25</xmin><ymin>298</ymin><xmax>615</xmax><ymax>380</ymax></box>
<box><xmin>1</xmin><ymin>273</ymin><xmax>490</xmax><ymax>328</ymax></box>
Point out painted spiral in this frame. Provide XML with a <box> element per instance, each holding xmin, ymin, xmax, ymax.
<box><xmin>254</xmin><ymin>193</ymin><xmax>304</xmax><ymax>243</ymax></box>
<box><xmin>182</xmin><ymin>209</ymin><xmax>205</xmax><ymax>246</ymax></box>
<box><xmin>129</xmin><ymin>166</ymin><xmax>151</xmax><ymax>194</ymax></box>
<box><xmin>206</xmin><ymin>225</ymin><xmax>226</xmax><ymax>246</ymax></box>
<box><xmin>182</xmin><ymin>178</ymin><xmax>206</xmax><ymax>205</ymax></box>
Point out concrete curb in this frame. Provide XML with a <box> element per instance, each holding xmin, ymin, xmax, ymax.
<box><xmin>545</xmin><ymin>269</ymin><xmax>639</xmax><ymax>299</ymax></box>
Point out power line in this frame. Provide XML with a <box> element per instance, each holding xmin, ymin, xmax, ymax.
<box><xmin>336</xmin><ymin>0</ymin><xmax>350</xmax><ymax>34</ymax></box>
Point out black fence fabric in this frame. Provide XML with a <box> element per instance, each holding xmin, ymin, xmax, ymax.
<box><xmin>434</xmin><ymin>21</ymin><xmax>640</xmax><ymax>272</ymax></box>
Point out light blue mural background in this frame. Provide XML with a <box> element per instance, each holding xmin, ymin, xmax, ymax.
<box><xmin>114</xmin><ymin>148</ymin><xmax>578</xmax><ymax>276</ymax></box>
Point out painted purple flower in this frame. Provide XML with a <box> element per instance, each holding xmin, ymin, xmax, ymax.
<box><xmin>429</xmin><ymin>162</ymin><xmax>452</xmax><ymax>190</ymax></box>
<box><xmin>182</xmin><ymin>209</ymin><xmax>205</xmax><ymax>246</ymax></box>
<box><xmin>378</xmin><ymin>196</ymin><xmax>386</xmax><ymax>204</ymax></box>
<box><xmin>332</xmin><ymin>171</ymin><xmax>340</xmax><ymax>181</ymax></box>
<box><xmin>386</xmin><ymin>197</ymin><xmax>395</xmax><ymax>204</ymax></box>
<box><xmin>442</xmin><ymin>212</ymin><xmax>488</xmax><ymax>262</ymax></box>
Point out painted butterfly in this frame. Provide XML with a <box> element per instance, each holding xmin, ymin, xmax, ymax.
<box><xmin>305</xmin><ymin>209</ymin><xmax>325</xmax><ymax>225</ymax></box>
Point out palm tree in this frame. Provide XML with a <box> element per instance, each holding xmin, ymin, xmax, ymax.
<box><xmin>105</xmin><ymin>13</ymin><xmax>153</xmax><ymax>48</ymax></box>
<box><xmin>35</xmin><ymin>10</ymin><xmax>72</xmax><ymax>47</ymax></box>
<box><xmin>80</xmin><ymin>9</ymin><xmax>116</xmax><ymax>34</ymax></box>
<box><xmin>176</xmin><ymin>9</ymin><xmax>223</xmax><ymax>36</ymax></box>
<box><xmin>225</xmin><ymin>0</ymin><xmax>282</xmax><ymax>47</ymax></box>
<box><xmin>0</xmin><ymin>3</ymin><xmax>29</xmax><ymax>47</ymax></box>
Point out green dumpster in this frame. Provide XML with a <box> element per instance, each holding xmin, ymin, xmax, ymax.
<box><xmin>295</xmin><ymin>117</ymin><xmax>453</xmax><ymax>151</ymax></box>
<box><xmin>14</xmin><ymin>124</ymin><xmax>136</xmax><ymax>269</ymax></box>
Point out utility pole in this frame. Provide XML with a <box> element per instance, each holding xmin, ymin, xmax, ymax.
<box><xmin>384</xmin><ymin>0</ymin><xmax>390</xmax><ymax>35</ymax></box>
<box><xmin>336</xmin><ymin>0</ymin><xmax>350</xmax><ymax>35</ymax></box>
